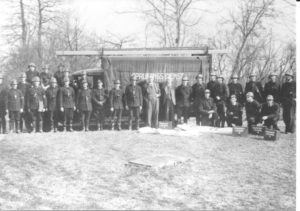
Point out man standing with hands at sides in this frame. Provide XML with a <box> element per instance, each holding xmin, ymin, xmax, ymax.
<box><xmin>110</xmin><ymin>80</ymin><xmax>124</xmax><ymax>131</ymax></box>
<box><xmin>206</xmin><ymin>71</ymin><xmax>218</xmax><ymax>100</ymax></box>
<box><xmin>59</xmin><ymin>77</ymin><xmax>76</xmax><ymax>132</ymax></box>
<box><xmin>228</xmin><ymin>73</ymin><xmax>244</xmax><ymax>106</ymax></box>
<box><xmin>6</xmin><ymin>79</ymin><xmax>24</xmax><ymax>133</ymax></box>
<box><xmin>18</xmin><ymin>73</ymin><xmax>30</xmax><ymax>132</ymax></box>
<box><xmin>199</xmin><ymin>89</ymin><xmax>218</xmax><ymax>126</ymax></box>
<box><xmin>161</xmin><ymin>76</ymin><xmax>176</xmax><ymax>124</ymax></box>
<box><xmin>214</xmin><ymin>75</ymin><xmax>228</xmax><ymax>128</ymax></box>
<box><xmin>125</xmin><ymin>75</ymin><xmax>143</xmax><ymax>130</ymax></box>
<box><xmin>175</xmin><ymin>75</ymin><xmax>192</xmax><ymax>124</ymax></box>
<box><xmin>191</xmin><ymin>74</ymin><xmax>205</xmax><ymax>126</ymax></box>
<box><xmin>261</xmin><ymin>95</ymin><xmax>280</xmax><ymax>130</ymax></box>
<box><xmin>76</xmin><ymin>80</ymin><xmax>92</xmax><ymax>132</ymax></box>
<box><xmin>264</xmin><ymin>73</ymin><xmax>280</xmax><ymax>103</ymax></box>
<box><xmin>45</xmin><ymin>77</ymin><xmax>59</xmax><ymax>132</ymax></box>
<box><xmin>92</xmin><ymin>80</ymin><xmax>107</xmax><ymax>131</ymax></box>
<box><xmin>245</xmin><ymin>72</ymin><xmax>264</xmax><ymax>103</ymax></box>
<box><xmin>143</xmin><ymin>75</ymin><xmax>161</xmax><ymax>128</ymax></box>
<box><xmin>26</xmin><ymin>76</ymin><xmax>47</xmax><ymax>133</ymax></box>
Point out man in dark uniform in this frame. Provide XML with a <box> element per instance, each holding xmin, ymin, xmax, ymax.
<box><xmin>125</xmin><ymin>75</ymin><xmax>143</xmax><ymax>130</ymax></box>
<box><xmin>0</xmin><ymin>74</ymin><xmax>7</xmax><ymax>134</ymax></box>
<box><xmin>26</xmin><ymin>76</ymin><xmax>47</xmax><ymax>133</ymax></box>
<box><xmin>245</xmin><ymin>92</ymin><xmax>261</xmax><ymax>132</ymax></box>
<box><xmin>245</xmin><ymin>72</ymin><xmax>264</xmax><ymax>103</ymax></box>
<box><xmin>226</xmin><ymin>94</ymin><xmax>243</xmax><ymax>127</ymax></box>
<box><xmin>199</xmin><ymin>89</ymin><xmax>218</xmax><ymax>126</ymax></box>
<box><xmin>45</xmin><ymin>77</ymin><xmax>59</xmax><ymax>132</ymax></box>
<box><xmin>143</xmin><ymin>75</ymin><xmax>161</xmax><ymax>128</ymax></box>
<box><xmin>161</xmin><ymin>76</ymin><xmax>176</xmax><ymax>124</ymax></box>
<box><xmin>261</xmin><ymin>95</ymin><xmax>280</xmax><ymax>130</ymax></box>
<box><xmin>191</xmin><ymin>74</ymin><xmax>206</xmax><ymax>125</ymax></box>
<box><xmin>110</xmin><ymin>80</ymin><xmax>124</xmax><ymax>131</ymax></box>
<box><xmin>264</xmin><ymin>73</ymin><xmax>280</xmax><ymax>103</ymax></box>
<box><xmin>6</xmin><ymin>79</ymin><xmax>24</xmax><ymax>133</ymax></box>
<box><xmin>228</xmin><ymin>73</ymin><xmax>244</xmax><ymax>106</ymax></box>
<box><xmin>206</xmin><ymin>71</ymin><xmax>218</xmax><ymax>99</ymax></box>
<box><xmin>26</xmin><ymin>63</ymin><xmax>39</xmax><ymax>85</ymax></box>
<box><xmin>214</xmin><ymin>75</ymin><xmax>228</xmax><ymax>127</ymax></box>
<box><xmin>54</xmin><ymin>63</ymin><xmax>65</xmax><ymax>87</ymax></box>
<box><xmin>280</xmin><ymin>71</ymin><xmax>296</xmax><ymax>134</ymax></box>
<box><xmin>92</xmin><ymin>80</ymin><xmax>107</xmax><ymax>130</ymax></box>
<box><xmin>59</xmin><ymin>76</ymin><xmax>76</xmax><ymax>132</ymax></box>
<box><xmin>40</xmin><ymin>64</ymin><xmax>52</xmax><ymax>90</ymax></box>
<box><xmin>18</xmin><ymin>72</ymin><xmax>30</xmax><ymax>132</ymax></box>
<box><xmin>175</xmin><ymin>75</ymin><xmax>192</xmax><ymax>124</ymax></box>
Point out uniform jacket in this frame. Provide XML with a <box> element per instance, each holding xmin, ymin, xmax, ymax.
<box><xmin>191</xmin><ymin>83</ymin><xmax>206</xmax><ymax>105</ymax></box>
<box><xmin>245</xmin><ymin>100</ymin><xmax>261</xmax><ymax>118</ymax></box>
<box><xmin>143</xmin><ymin>83</ymin><xmax>161</xmax><ymax>103</ymax></box>
<box><xmin>228</xmin><ymin>82</ymin><xmax>244</xmax><ymax>104</ymax></box>
<box><xmin>109</xmin><ymin>88</ymin><xmax>124</xmax><ymax>110</ymax></box>
<box><xmin>206</xmin><ymin>80</ymin><xmax>218</xmax><ymax>99</ymax></box>
<box><xmin>161</xmin><ymin>84</ymin><xmax>176</xmax><ymax>106</ymax></box>
<box><xmin>45</xmin><ymin>86</ymin><xmax>59</xmax><ymax>111</ymax></box>
<box><xmin>54</xmin><ymin>71</ymin><xmax>64</xmax><ymax>87</ymax></box>
<box><xmin>0</xmin><ymin>84</ymin><xmax>7</xmax><ymax>113</ymax></box>
<box><xmin>261</xmin><ymin>102</ymin><xmax>280</xmax><ymax>120</ymax></box>
<box><xmin>92</xmin><ymin>88</ymin><xmax>107</xmax><ymax>109</ymax></box>
<box><xmin>175</xmin><ymin>85</ymin><xmax>192</xmax><ymax>107</ymax></box>
<box><xmin>226</xmin><ymin>102</ymin><xmax>243</xmax><ymax>118</ymax></box>
<box><xmin>264</xmin><ymin>81</ymin><xmax>280</xmax><ymax>103</ymax></box>
<box><xmin>26</xmin><ymin>70</ymin><xmax>39</xmax><ymax>84</ymax></box>
<box><xmin>125</xmin><ymin>84</ymin><xmax>143</xmax><ymax>107</ymax></box>
<box><xmin>280</xmin><ymin>81</ymin><xmax>296</xmax><ymax>106</ymax></box>
<box><xmin>76</xmin><ymin>88</ymin><xmax>93</xmax><ymax>111</ymax></box>
<box><xmin>199</xmin><ymin>97</ymin><xmax>216</xmax><ymax>115</ymax></box>
<box><xmin>5</xmin><ymin>89</ymin><xmax>24</xmax><ymax>111</ymax></box>
<box><xmin>213</xmin><ymin>82</ymin><xmax>228</xmax><ymax>102</ymax></box>
<box><xmin>59</xmin><ymin>86</ymin><xmax>75</xmax><ymax>109</ymax></box>
<box><xmin>245</xmin><ymin>81</ymin><xmax>264</xmax><ymax>103</ymax></box>
<box><xmin>26</xmin><ymin>86</ymin><xmax>47</xmax><ymax>110</ymax></box>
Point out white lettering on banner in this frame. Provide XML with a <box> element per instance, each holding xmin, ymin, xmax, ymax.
<box><xmin>131</xmin><ymin>72</ymin><xmax>185</xmax><ymax>82</ymax></box>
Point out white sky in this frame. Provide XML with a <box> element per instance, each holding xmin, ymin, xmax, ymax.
<box><xmin>0</xmin><ymin>0</ymin><xmax>295</xmax><ymax>51</ymax></box>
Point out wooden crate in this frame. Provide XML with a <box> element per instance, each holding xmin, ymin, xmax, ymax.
<box><xmin>158</xmin><ymin>121</ymin><xmax>173</xmax><ymax>129</ymax></box>
<box><xmin>232</xmin><ymin>126</ymin><xmax>248</xmax><ymax>137</ymax></box>
<box><xmin>264</xmin><ymin>129</ymin><xmax>280</xmax><ymax>141</ymax></box>
<box><xmin>250</xmin><ymin>125</ymin><xmax>266</xmax><ymax>136</ymax></box>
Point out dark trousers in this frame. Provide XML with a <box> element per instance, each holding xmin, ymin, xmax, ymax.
<box><xmin>162</xmin><ymin>100</ymin><xmax>175</xmax><ymax>123</ymax></box>
<box><xmin>216</xmin><ymin>101</ymin><xmax>226</xmax><ymax>127</ymax></box>
<box><xmin>263</xmin><ymin>117</ymin><xmax>279</xmax><ymax>130</ymax></box>
<box><xmin>9</xmin><ymin>111</ymin><xmax>20</xmax><ymax>132</ymax></box>
<box><xmin>227</xmin><ymin>115</ymin><xmax>242</xmax><ymax>127</ymax></box>
<box><xmin>0</xmin><ymin>113</ymin><xmax>6</xmax><ymax>133</ymax></box>
<box><xmin>94</xmin><ymin>107</ymin><xmax>105</xmax><ymax>127</ymax></box>
<box><xmin>111</xmin><ymin>109</ymin><xmax>123</xmax><ymax>127</ymax></box>
<box><xmin>177</xmin><ymin>106</ymin><xmax>189</xmax><ymax>123</ymax></box>
<box><xmin>81</xmin><ymin>110</ymin><xmax>91</xmax><ymax>130</ymax></box>
<box><xmin>247</xmin><ymin>116</ymin><xmax>259</xmax><ymax>133</ymax></box>
<box><xmin>146</xmin><ymin>98</ymin><xmax>159</xmax><ymax>128</ymax></box>
<box><xmin>201</xmin><ymin>113</ymin><xmax>218</xmax><ymax>126</ymax></box>
<box><xmin>48</xmin><ymin>110</ymin><xmax>58</xmax><ymax>130</ymax></box>
<box><xmin>129</xmin><ymin>106</ymin><xmax>140</xmax><ymax>129</ymax></box>
<box><xmin>63</xmin><ymin>108</ymin><xmax>74</xmax><ymax>129</ymax></box>
<box><xmin>20</xmin><ymin>112</ymin><xmax>28</xmax><ymax>132</ymax></box>
<box><xmin>283</xmin><ymin>102</ymin><xmax>296</xmax><ymax>133</ymax></box>
<box><xmin>194</xmin><ymin>106</ymin><xmax>202</xmax><ymax>125</ymax></box>
<box><xmin>28</xmin><ymin>109</ymin><xmax>43</xmax><ymax>132</ymax></box>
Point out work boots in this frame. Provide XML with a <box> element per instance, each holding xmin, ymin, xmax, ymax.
<box><xmin>16</xmin><ymin>121</ymin><xmax>20</xmax><ymax>133</ymax></box>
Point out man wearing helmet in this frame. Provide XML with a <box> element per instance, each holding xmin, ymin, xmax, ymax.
<box><xmin>109</xmin><ymin>79</ymin><xmax>124</xmax><ymax>131</ymax></box>
<box><xmin>213</xmin><ymin>75</ymin><xmax>228</xmax><ymax>127</ymax></box>
<box><xmin>26</xmin><ymin>63</ymin><xmax>40</xmax><ymax>84</ymax></box>
<box><xmin>26</xmin><ymin>76</ymin><xmax>47</xmax><ymax>133</ymax></box>
<box><xmin>264</xmin><ymin>73</ymin><xmax>280</xmax><ymax>103</ymax></box>
<box><xmin>45</xmin><ymin>77</ymin><xmax>60</xmax><ymax>132</ymax></box>
<box><xmin>260</xmin><ymin>95</ymin><xmax>280</xmax><ymax>130</ymax></box>
<box><xmin>0</xmin><ymin>74</ymin><xmax>7</xmax><ymax>134</ymax></box>
<box><xmin>18</xmin><ymin>72</ymin><xmax>31</xmax><ymax>132</ymax></box>
<box><xmin>40</xmin><ymin>64</ymin><xmax>52</xmax><ymax>91</ymax></box>
<box><xmin>245</xmin><ymin>72</ymin><xmax>264</xmax><ymax>103</ymax></box>
<box><xmin>191</xmin><ymin>74</ymin><xmax>206</xmax><ymax>126</ymax></box>
<box><xmin>54</xmin><ymin>63</ymin><xmax>65</xmax><ymax>87</ymax></box>
<box><xmin>5</xmin><ymin>79</ymin><xmax>24</xmax><ymax>133</ymax></box>
<box><xmin>228</xmin><ymin>73</ymin><xmax>244</xmax><ymax>106</ymax></box>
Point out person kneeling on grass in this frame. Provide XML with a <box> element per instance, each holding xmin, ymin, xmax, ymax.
<box><xmin>245</xmin><ymin>92</ymin><xmax>261</xmax><ymax>133</ymax></box>
<box><xmin>226</xmin><ymin>94</ymin><xmax>243</xmax><ymax>127</ymax></box>
<box><xmin>76</xmin><ymin>80</ymin><xmax>92</xmax><ymax>132</ymax></box>
<box><xmin>5</xmin><ymin>79</ymin><xmax>24</xmax><ymax>133</ymax></box>
<box><xmin>109</xmin><ymin>80</ymin><xmax>124</xmax><ymax>131</ymax></box>
<box><xmin>199</xmin><ymin>89</ymin><xmax>218</xmax><ymax>126</ymax></box>
<box><xmin>260</xmin><ymin>95</ymin><xmax>280</xmax><ymax>130</ymax></box>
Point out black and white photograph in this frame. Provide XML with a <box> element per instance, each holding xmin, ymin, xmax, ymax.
<box><xmin>0</xmin><ymin>0</ymin><xmax>296</xmax><ymax>210</ymax></box>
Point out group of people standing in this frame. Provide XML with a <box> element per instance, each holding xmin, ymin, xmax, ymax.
<box><xmin>0</xmin><ymin>62</ymin><xmax>296</xmax><ymax>134</ymax></box>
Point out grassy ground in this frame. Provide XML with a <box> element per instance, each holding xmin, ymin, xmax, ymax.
<box><xmin>0</xmin><ymin>125</ymin><xmax>295</xmax><ymax>210</ymax></box>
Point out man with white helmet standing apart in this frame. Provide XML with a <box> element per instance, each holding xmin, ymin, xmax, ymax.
<box><xmin>26</xmin><ymin>76</ymin><xmax>47</xmax><ymax>133</ymax></box>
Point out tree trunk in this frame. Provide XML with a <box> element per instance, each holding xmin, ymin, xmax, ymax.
<box><xmin>37</xmin><ymin>0</ymin><xmax>43</xmax><ymax>62</ymax></box>
<box><xmin>20</xmin><ymin>0</ymin><xmax>27</xmax><ymax>47</ymax></box>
